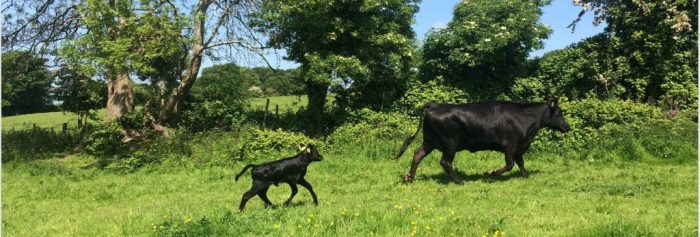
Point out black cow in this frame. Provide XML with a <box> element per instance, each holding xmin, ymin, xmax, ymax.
<box><xmin>393</xmin><ymin>98</ymin><xmax>570</xmax><ymax>185</ymax></box>
<box><xmin>235</xmin><ymin>144</ymin><xmax>323</xmax><ymax>211</ymax></box>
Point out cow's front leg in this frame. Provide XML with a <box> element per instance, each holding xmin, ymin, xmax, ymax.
<box><xmin>439</xmin><ymin>151</ymin><xmax>463</xmax><ymax>185</ymax></box>
<box><xmin>485</xmin><ymin>149</ymin><xmax>515</xmax><ymax>176</ymax></box>
<box><xmin>404</xmin><ymin>144</ymin><xmax>432</xmax><ymax>182</ymax></box>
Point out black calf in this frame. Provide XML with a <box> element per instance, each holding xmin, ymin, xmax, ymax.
<box><xmin>235</xmin><ymin>144</ymin><xmax>323</xmax><ymax>211</ymax></box>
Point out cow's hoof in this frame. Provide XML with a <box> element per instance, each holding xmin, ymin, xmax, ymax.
<box><xmin>454</xmin><ymin>180</ymin><xmax>464</xmax><ymax>185</ymax></box>
<box><xmin>484</xmin><ymin>170</ymin><xmax>496</xmax><ymax>176</ymax></box>
<box><xmin>521</xmin><ymin>173</ymin><xmax>529</xmax><ymax>178</ymax></box>
<box><xmin>402</xmin><ymin>175</ymin><xmax>414</xmax><ymax>182</ymax></box>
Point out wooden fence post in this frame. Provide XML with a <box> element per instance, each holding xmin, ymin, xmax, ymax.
<box><xmin>263</xmin><ymin>98</ymin><xmax>270</xmax><ymax>128</ymax></box>
<box><xmin>62</xmin><ymin>123</ymin><xmax>68</xmax><ymax>137</ymax></box>
<box><xmin>275</xmin><ymin>104</ymin><xmax>279</xmax><ymax>116</ymax></box>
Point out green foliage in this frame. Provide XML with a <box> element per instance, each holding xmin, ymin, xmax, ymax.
<box><xmin>255</xmin><ymin>0</ymin><xmax>420</xmax><ymax>111</ymax></box>
<box><xmin>327</xmin><ymin>109</ymin><xmax>415</xmax><ymax>146</ymax></box>
<box><xmin>239</xmin><ymin>128</ymin><xmax>319</xmax><ymax>161</ymax></box>
<box><xmin>82</xmin><ymin>121</ymin><xmax>123</xmax><ymax>156</ymax></box>
<box><xmin>1</xmin><ymin>51</ymin><xmax>55</xmax><ymax>116</ymax></box>
<box><xmin>394</xmin><ymin>76</ymin><xmax>468</xmax><ymax>113</ymax></box>
<box><xmin>530</xmin><ymin>99</ymin><xmax>696</xmax><ymax>162</ymax></box>
<box><xmin>190</xmin><ymin>64</ymin><xmax>253</xmax><ymax>106</ymax></box>
<box><xmin>569</xmin><ymin>0</ymin><xmax>698</xmax><ymax>108</ymax></box>
<box><xmin>250</xmin><ymin>67</ymin><xmax>305</xmax><ymax>96</ymax></box>
<box><xmin>420</xmin><ymin>0</ymin><xmax>551</xmax><ymax>100</ymax></box>
<box><xmin>118</xmin><ymin>110</ymin><xmax>150</xmax><ymax>129</ymax></box>
<box><xmin>179</xmin><ymin>101</ymin><xmax>247</xmax><ymax>131</ymax></box>
<box><xmin>61</xmin><ymin>0</ymin><xmax>187</xmax><ymax>77</ymax></box>
<box><xmin>53</xmin><ymin>65</ymin><xmax>106</xmax><ymax>123</ymax></box>
<box><xmin>511</xmin><ymin>34</ymin><xmax>619</xmax><ymax>101</ymax></box>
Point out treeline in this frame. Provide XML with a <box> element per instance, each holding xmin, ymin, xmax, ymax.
<box><xmin>1</xmin><ymin>0</ymin><xmax>696</xmax><ymax>131</ymax></box>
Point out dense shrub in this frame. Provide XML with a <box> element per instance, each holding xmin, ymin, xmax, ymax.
<box><xmin>530</xmin><ymin>99</ymin><xmax>696</xmax><ymax>162</ymax></box>
<box><xmin>239</xmin><ymin>128</ymin><xmax>320</xmax><ymax>161</ymax></box>
<box><xmin>179</xmin><ymin>101</ymin><xmax>247</xmax><ymax>131</ymax></box>
<box><xmin>327</xmin><ymin>109</ymin><xmax>415</xmax><ymax>146</ymax></box>
<box><xmin>394</xmin><ymin>76</ymin><xmax>467</xmax><ymax>114</ymax></box>
<box><xmin>82</xmin><ymin>121</ymin><xmax>123</xmax><ymax>156</ymax></box>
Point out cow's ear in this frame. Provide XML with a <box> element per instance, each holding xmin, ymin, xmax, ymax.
<box><xmin>298</xmin><ymin>144</ymin><xmax>306</xmax><ymax>152</ymax></box>
<box><xmin>546</xmin><ymin>98</ymin><xmax>554</xmax><ymax>108</ymax></box>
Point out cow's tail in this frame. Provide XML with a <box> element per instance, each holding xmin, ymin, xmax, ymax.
<box><xmin>392</xmin><ymin>103</ymin><xmax>432</xmax><ymax>160</ymax></box>
<box><xmin>235</xmin><ymin>164</ymin><xmax>256</xmax><ymax>181</ymax></box>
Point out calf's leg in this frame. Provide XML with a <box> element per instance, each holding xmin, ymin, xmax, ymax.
<box><xmin>439</xmin><ymin>151</ymin><xmax>463</xmax><ymax>185</ymax></box>
<box><xmin>258</xmin><ymin>185</ymin><xmax>274</xmax><ymax>208</ymax></box>
<box><xmin>284</xmin><ymin>182</ymin><xmax>298</xmax><ymax>205</ymax></box>
<box><xmin>404</xmin><ymin>144</ymin><xmax>433</xmax><ymax>182</ymax></box>
<box><xmin>239</xmin><ymin>181</ymin><xmax>267</xmax><ymax>211</ymax></box>
<box><xmin>298</xmin><ymin>178</ymin><xmax>318</xmax><ymax>205</ymax></box>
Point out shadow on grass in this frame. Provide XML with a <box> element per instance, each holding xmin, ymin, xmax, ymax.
<box><xmin>419</xmin><ymin>169</ymin><xmax>542</xmax><ymax>185</ymax></box>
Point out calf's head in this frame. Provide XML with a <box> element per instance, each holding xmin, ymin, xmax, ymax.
<box><xmin>299</xmin><ymin>144</ymin><xmax>324</xmax><ymax>161</ymax></box>
<box><xmin>545</xmin><ymin>98</ymin><xmax>570</xmax><ymax>133</ymax></box>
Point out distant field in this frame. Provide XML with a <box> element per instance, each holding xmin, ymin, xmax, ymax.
<box><xmin>1</xmin><ymin>109</ymin><xmax>107</xmax><ymax>131</ymax></box>
<box><xmin>249</xmin><ymin>94</ymin><xmax>335</xmax><ymax>112</ymax></box>
<box><xmin>2</xmin><ymin>95</ymin><xmax>329</xmax><ymax>130</ymax></box>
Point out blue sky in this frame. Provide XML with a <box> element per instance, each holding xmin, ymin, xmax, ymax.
<box><xmin>204</xmin><ymin>0</ymin><xmax>606</xmax><ymax>70</ymax></box>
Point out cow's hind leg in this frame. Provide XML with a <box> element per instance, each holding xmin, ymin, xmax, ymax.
<box><xmin>284</xmin><ymin>182</ymin><xmax>298</xmax><ymax>205</ymax></box>
<box><xmin>485</xmin><ymin>148</ymin><xmax>515</xmax><ymax>176</ymax></box>
<box><xmin>404</xmin><ymin>144</ymin><xmax>433</xmax><ymax>182</ymax></box>
<box><xmin>298</xmin><ymin>178</ymin><xmax>318</xmax><ymax>205</ymax></box>
<box><xmin>515</xmin><ymin>153</ymin><xmax>528</xmax><ymax>178</ymax></box>
<box><xmin>439</xmin><ymin>151</ymin><xmax>463</xmax><ymax>185</ymax></box>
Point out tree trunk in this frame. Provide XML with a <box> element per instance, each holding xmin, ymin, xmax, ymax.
<box><xmin>106</xmin><ymin>70</ymin><xmax>134</xmax><ymax>120</ymax></box>
<box><xmin>156</xmin><ymin>0</ymin><xmax>210</xmax><ymax>125</ymax></box>
<box><xmin>306</xmin><ymin>81</ymin><xmax>329</xmax><ymax>133</ymax></box>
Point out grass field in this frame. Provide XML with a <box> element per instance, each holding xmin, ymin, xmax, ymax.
<box><xmin>249</xmin><ymin>95</ymin><xmax>335</xmax><ymax>112</ymax></box>
<box><xmin>2</xmin><ymin>142</ymin><xmax>697</xmax><ymax>236</ymax></box>
<box><xmin>2</xmin><ymin>95</ymin><xmax>316</xmax><ymax>131</ymax></box>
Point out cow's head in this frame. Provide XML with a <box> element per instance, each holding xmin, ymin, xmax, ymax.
<box><xmin>299</xmin><ymin>144</ymin><xmax>324</xmax><ymax>161</ymax></box>
<box><xmin>545</xmin><ymin>98</ymin><xmax>570</xmax><ymax>133</ymax></box>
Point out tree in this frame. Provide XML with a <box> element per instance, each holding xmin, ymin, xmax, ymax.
<box><xmin>420</xmin><ymin>0</ymin><xmax>551</xmax><ymax>101</ymax></box>
<box><xmin>53</xmin><ymin>66</ymin><xmax>107</xmax><ymax>127</ymax></box>
<box><xmin>4</xmin><ymin>0</ymin><xmax>267</xmax><ymax>129</ymax></box>
<box><xmin>255</xmin><ymin>0</ymin><xmax>419</xmax><ymax>118</ymax></box>
<box><xmin>569</xmin><ymin>0</ymin><xmax>698</xmax><ymax>108</ymax></box>
<box><xmin>190</xmin><ymin>64</ymin><xmax>254</xmax><ymax>107</ymax></box>
<box><xmin>1</xmin><ymin>51</ymin><xmax>54</xmax><ymax>116</ymax></box>
<box><xmin>511</xmin><ymin>34</ymin><xmax>618</xmax><ymax>101</ymax></box>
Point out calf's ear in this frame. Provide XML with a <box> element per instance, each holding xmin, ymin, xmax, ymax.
<box><xmin>298</xmin><ymin>144</ymin><xmax>306</xmax><ymax>151</ymax></box>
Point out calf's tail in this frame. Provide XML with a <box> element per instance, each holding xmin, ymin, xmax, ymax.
<box><xmin>392</xmin><ymin>104</ymin><xmax>431</xmax><ymax>160</ymax></box>
<box><xmin>235</xmin><ymin>164</ymin><xmax>256</xmax><ymax>181</ymax></box>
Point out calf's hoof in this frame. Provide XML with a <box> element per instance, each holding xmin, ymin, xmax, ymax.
<box><xmin>521</xmin><ymin>172</ymin><xmax>529</xmax><ymax>178</ymax></box>
<box><xmin>453</xmin><ymin>179</ymin><xmax>465</xmax><ymax>185</ymax></box>
<box><xmin>402</xmin><ymin>174</ymin><xmax>414</xmax><ymax>182</ymax></box>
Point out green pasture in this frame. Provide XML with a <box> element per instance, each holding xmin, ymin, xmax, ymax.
<box><xmin>1</xmin><ymin>95</ymin><xmax>311</xmax><ymax>130</ymax></box>
<box><xmin>2</xmin><ymin>140</ymin><xmax>697</xmax><ymax>236</ymax></box>
<box><xmin>249</xmin><ymin>94</ymin><xmax>335</xmax><ymax>112</ymax></box>
<box><xmin>1</xmin><ymin>110</ymin><xmax>97</xmax><ymax>131</ymax></box>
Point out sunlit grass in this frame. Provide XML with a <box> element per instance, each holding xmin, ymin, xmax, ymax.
<box><xmin>3</xmin><ymin>142</ymin><xmax>696</xmax><ymax>236</ymax></box>
<box><xmin>2</xmin><ymin>109</ymin><xmax>108</xmax><ymax>131</ymax></box>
